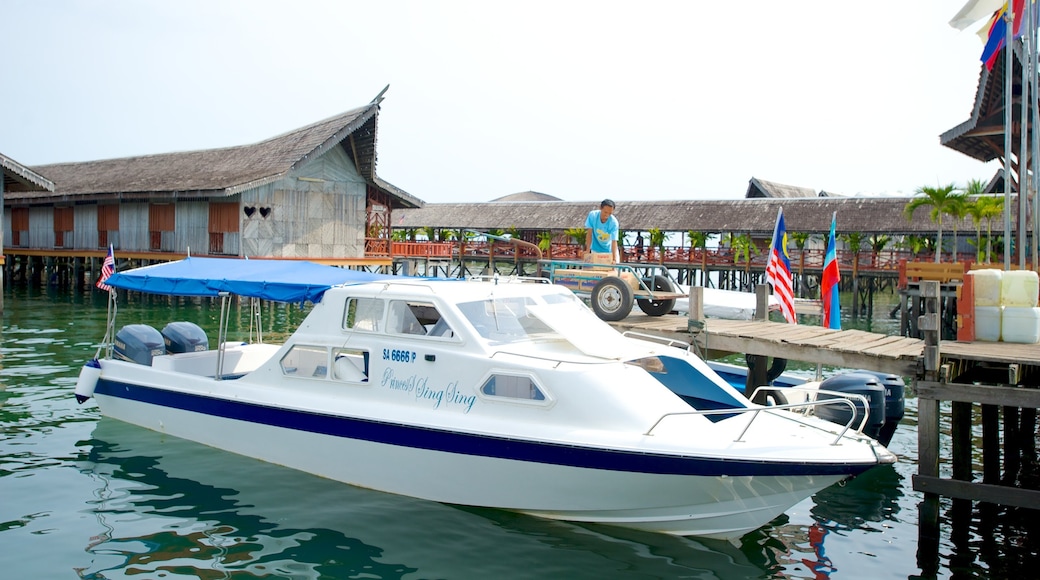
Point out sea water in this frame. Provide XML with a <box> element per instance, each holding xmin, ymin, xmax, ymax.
<box><xmin>2</xmin><ymin>287</ymin><xmax>1038</xmax><ymax>578</ymax></box>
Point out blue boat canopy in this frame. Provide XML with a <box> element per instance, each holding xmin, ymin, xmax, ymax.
<box><xmin>105</xmin><ymin>257</ymin><xmax>402</xmax><ymax>303</ymax></box>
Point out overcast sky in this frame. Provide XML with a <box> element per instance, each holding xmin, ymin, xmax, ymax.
<box><xmin>1</xmin><ymin>1</ymin><xmax>1005</xmax><ymax>203</ymax></box>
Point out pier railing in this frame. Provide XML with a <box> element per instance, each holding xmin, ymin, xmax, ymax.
<box><xmin>387</xmin><ymin>241</ymin><xmax>932</xmax><ymax>275</ymax></box>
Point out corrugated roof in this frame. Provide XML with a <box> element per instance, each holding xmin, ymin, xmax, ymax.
<box><xmin>490</xmin><ymin>191</ymin><xmax>562</xmax><ymax>202</ymax></box>
<box><xmin>393</xmin><ymin>196</ymin><xmax>996</xmax><ymax>235</ymax></box>
<box><xmin>7</xmin><ymin>89</ymin><xmax>420</xmax><ymax>208</ymax></box>
<box><xmin>1</xmin><ymin>152</ymin><xmax>54</xmax><ymax>192</ymax></box>
<box><xmin>940</xmin><ymin>49</ymin><xmax>1014</xmax><ymax>162</ymax></box>
<box><xmin>745</xmin><ymin>177</ymin><xmax>817</xmax><ymax>198</ymax></box>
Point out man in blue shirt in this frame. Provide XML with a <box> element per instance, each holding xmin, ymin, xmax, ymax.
<box><xmin>584</xmin><ymin>199</ymin><xmax>619</xmax><ymax>263</ymax></box>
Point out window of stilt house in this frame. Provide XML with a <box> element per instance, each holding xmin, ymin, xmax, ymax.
<box><xmin>53</xmin><ymin>207</ymin><xmax>73</xmax><ymax>248</ymax></box>
<box><xmin>11</xmin><ymin>207</ymin><xmax>28</xmax><ymax>246</ymax></box>
<box><xmin>149</xmin><ymin>204</ymin><xmax>175</xmax><ymax>251</ymax></box>
<box><xmin>208</xmin><ymin>202</ymin><xmax>238</xmax><ymax>255</ymax></box>
<box><xmin>97</xmin><ymin>205</ymin><xmax>119</xmax><ymax>249</ymax></box>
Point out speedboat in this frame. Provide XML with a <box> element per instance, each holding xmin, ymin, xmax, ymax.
<box><xmin>74</xmin><ymin>257</ymin><xmax>895</xmax><ymax>540</ymax></box>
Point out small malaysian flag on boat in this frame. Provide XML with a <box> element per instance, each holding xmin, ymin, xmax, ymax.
<box><xmin>96</xmin><ymin>246</ymin><xmax>115</xmax><ymax>291</ymax></box>
<box><xmin>765</xmin><ymin>208</ymin><xmax>796</xmax><ymax>324</ymax></box>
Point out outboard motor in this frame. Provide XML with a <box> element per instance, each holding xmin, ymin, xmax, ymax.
<box><xmin>854</xmin><ymin>370</ymin><xmax>905</xmax><ymax>447</ymax></box>
<box><xmin>816</xmin><ymin>372</ymin><xmax>886</xmax><ymax>442</ymax></box>
<box><xmin>161</xmin><ymin>321</ymin><xmax>209</xmax><ymax>353</ymax></box>
<box><xmin>114</xmin><ymin>324</ymin><xmax>166</xmax><ymax>365</ymax></box>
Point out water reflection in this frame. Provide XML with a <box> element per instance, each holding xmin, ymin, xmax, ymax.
<box><xmin>79</xmin><ymin>419</ymin><xmax>782</xmax><ymax>579</ymax></box>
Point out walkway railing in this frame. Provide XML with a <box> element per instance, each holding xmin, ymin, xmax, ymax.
<box><xmin>385</xmin><ymin>241</ymin><xmax>944</xmax><ymax>275</ymax></box>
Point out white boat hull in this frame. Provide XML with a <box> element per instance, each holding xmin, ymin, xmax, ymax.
<box><xmin>83</xmin><ymin>270</ymin><xmax>892</xmax><ymax>541</ymax></box>
<box><xmin>97</xmin><ymin>383</ymin><xmax>853</xmax><ymax>540</ymax></box>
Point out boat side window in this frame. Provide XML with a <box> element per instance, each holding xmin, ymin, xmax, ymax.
<box><xmin>480</xmin><ymin>374</ymin><xmax>546</xmax><ymax>401</ymax></box>
<box><xmin>280</xmin><ymin>345</ymin><xmax>329</xmax><ymax>379</ymax></box>
<box><xmin>344</xmin><ymin>297</ymin><xmax>384</xmax><ymax>332</ymax></box>
<box><xmin>388</xmin><ymin>300</ymin><xmax>455</xmax><ymax>338</ymax></box>
<box><xmin>332</xmin><ymin>348</ymin><xmax>369</xmax><ymax>382</ymax></box>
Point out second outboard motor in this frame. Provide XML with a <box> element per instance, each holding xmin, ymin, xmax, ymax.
<box><xmin>816</xmin><ymin>372</ymin><xmax>886</xmax><ymax>441</ymax></box>
<box><xmin>114</xmin><ymin>324</ymin><xmax>166</xmax><ymax>365</ymax></box>
<box><xmin>162</xmin><ymin>321</ymin><xmax>209</xmax><ymax>353</ymax></box>
<box><xmin>854</xmin><ymin>370</ymin><xmax>905</xmax><ymax>447</ymax></box>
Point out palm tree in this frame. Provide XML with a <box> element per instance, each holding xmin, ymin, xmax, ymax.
<box><xmin>904</xmin><ymin>183</ymin><xmax>961</xmax><ymax>262</ymax></box>
<box><xmin>945</xmin><ymin>191</ymin><xmax>970</xmax><ymax>261</ymax></box>
<box><xmin>789</xmin><ymin>231</ymin><xmax>814</xmax><ymax>297</ymax></box>
<box><xmin>965</xmin><ymin>198</ymin><xmax>987</xmax><ymax>262</ymax></box>
<box><xmin>977</xmin><ymin>195</ymin><xmax>1005</xmax><ymax>262</ymax></box>
<box><xmin>648</xmin><ymin>227</ymin><xmax>666</xmax><ymax>263</ymax></box>
<box><xmin>537</xmin><ymin>231</ymin><xmax>553</xmax><ymax>254</ymax></box>
<box><xmin>687</xmin><ymin>231</ymin><xmax>711</xmax><ymax>286</ymax></box>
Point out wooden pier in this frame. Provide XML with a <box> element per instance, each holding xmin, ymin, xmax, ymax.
<box><xmin>610</xmin><ymin>281</ymin><xmax>1040</xmax><ymax>532</ymax></box>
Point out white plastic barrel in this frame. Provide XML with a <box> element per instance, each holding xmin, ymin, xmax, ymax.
<box><xmin>1001</xmin><ymin>270</ymin><xmax>1039</xmax><ymax>307</ymax></box>
<box><xmin>975</xmin><ymin>306</ymin><xmax>1003</xmax><ymax>342</ymax></box>
<box><xmin>970</xmin><ymin>269</ymin><xmax>1003</xmax><ymax>307</ymax></box>
<box><xmin>1001</xmin><ymin>306</ymin><xmax>1040</xmax><ymax>343</ymax></box>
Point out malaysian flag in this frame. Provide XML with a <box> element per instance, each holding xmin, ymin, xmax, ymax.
<box><xmin>95</xmin><ymin>246</ymin><xmax>115</xmax><ymax>291</ymax></box>
<box><xmin>765</xmin><ymin>208</ymin><xmax>796</xmax><ymax>324</ymax></box>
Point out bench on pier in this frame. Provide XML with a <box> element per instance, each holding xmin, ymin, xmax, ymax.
<box><xmin>898</xmin><ymin>260</ymin><xmax>967</xmax><ymax>289</ymax></box>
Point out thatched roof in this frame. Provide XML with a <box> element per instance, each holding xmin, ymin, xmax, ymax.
<box><xmin>941</xmin><ymin>49</ymin><xmax>1019</xmax><ymax>163</ymax></box>
<box><xmin>7</xmin><ymin>90</ymin><xmax>421</xmax><ymax>208</ymax></box>
<box><xmin>1</xmin><ymin>152</ymin><xmax>54</xmax><ymax>193</ymax></box>
<box><xmin>491</xmin><ymin>190</ymin><xmax>562</xmax><ymax>202</ymax></box>
<box><xmin>745</xmin><ymin>177</ymin><xmax>818</xmax><ymax>198</ymax></box>
<box><xmin>394</xmin><ymin>196</ymin><xmax>1005</xmax><ymax>236</ymax></box>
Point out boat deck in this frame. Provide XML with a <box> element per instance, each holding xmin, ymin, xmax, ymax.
<box><xmin>611</xmin><ymin>313</ymin><xmax>1040</xmax><ymax>379</ymax></box>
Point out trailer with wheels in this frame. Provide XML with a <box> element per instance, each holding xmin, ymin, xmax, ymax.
<box><xmin>541</xmin><ymin>259</ymin><xmax>685</xmax><ymax>321</ymax></box>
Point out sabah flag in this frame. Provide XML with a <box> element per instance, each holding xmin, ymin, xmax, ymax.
<box><xmin>821</xmin><ymin>213</ymin><xmax>841</xmax><ymax>330</ymax></box>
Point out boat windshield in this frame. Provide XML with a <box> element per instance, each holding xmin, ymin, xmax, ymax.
<box><xmin>457</xmin><ymin>294</ymin><xmax>574</xmax><ymax>344</ymax></box>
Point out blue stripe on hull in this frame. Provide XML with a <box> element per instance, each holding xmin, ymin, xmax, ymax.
<box><xmin>95</xmin><ymin>379</ymin><xmax>875</xmax><ymax>478</ymax></box>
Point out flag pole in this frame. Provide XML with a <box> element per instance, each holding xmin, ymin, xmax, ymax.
<box><xmin>1030</xmin><ymin>0</ymin><xmax>1040</xmax><ymax>269</ymax></box>
<box><xmin>767</xmin><ymin>206</ymin><xmax>783</xmax><ymax>264</ymax></box>
<box><xmin>1020</xmin><ymin>0</ymin><xmax>1030</xmax><ymax>269</ymax></box>
<box><xmin>1005</xmin><ymin>3</ymin><xmax>1015</xmax><ymax>269</ymax></box>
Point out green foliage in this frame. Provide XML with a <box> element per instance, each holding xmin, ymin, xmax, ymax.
<box><xmin>840</xmin><ymin>232</ymin><xmax>866</xmax><ymax>254</ymax></box>
<box><xmin>731</xmin><ymin>233</ymin><xmax>757</xmax><ymax>263</ymax></box>
<box><xmin>564</xmin><ymin>227</ymin><xmax>586</xmax><ymax>245</ymax></box>
<box><xmin>789</xmin><ymin>231</ymin><xmax>814</xmax><ymax>250</ymax></box>
<box><xmin>687</xmin><ymin>230</ymin><xmax>711</xmax><ymax>250</ymax></box>
<box><xmin>869</xmin><ymin>234</ymin><xmax>891</xmax><ymax>253</ymax></box>
<box><xmin>537</xmin><ymin>231</ymin><xmax>553</xmax><ymax>253</ymax></box>
<box><xmin>904</xmin><ymin>183</ymin><xmax>960</xmax><ymax>262</ymax></box>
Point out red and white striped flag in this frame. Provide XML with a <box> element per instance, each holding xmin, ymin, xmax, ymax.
<box><xmin>95</xmin><ymin>246</ymin><xmax>115</xmax><ymax>291</ymax></box>
<box><xmin>765</xmin><ymin>208</ymin><xmax>796</xmax><ymax>324</ymax></box>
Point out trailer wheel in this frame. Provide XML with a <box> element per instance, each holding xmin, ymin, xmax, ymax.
<box><xmin>591</xmin><ymin>276</ymin><xmax>633</xmax><ymax>321</ymax></box>
<box><xmin>637</xmin><ymin>275</ymin><xmax>677</xmax><ymax>316</ymax></box>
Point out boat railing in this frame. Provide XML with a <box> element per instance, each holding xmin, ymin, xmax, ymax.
<box><xmin>466</xmin><ymin>274</ymin><xmax>551</xmax><ymax>285</ymax></box>
<box><xmin>620</xmin><ymin>331</ymin><xmax>690</xmax><ymax>350</ymax></box>
<box><xmin>643</xmin><ymin>393</ymin><xmax>866</xmax><ymax>446</ymax></box>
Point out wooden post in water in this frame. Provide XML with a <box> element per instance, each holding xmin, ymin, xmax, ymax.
<box><xmin>743</xmin><ymin>284</ymin><xmax>770</xmax><ymax>398</ymax></box>
<box><xmin>916</xmin><ymin>280</ymin><xmax>942</xmax><ymax>562</ymax></box>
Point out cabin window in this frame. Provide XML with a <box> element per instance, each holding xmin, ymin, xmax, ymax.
<box><xmin>344</xmin><ymin>297</ymin><xmax>384</xmax><ymax>332</ymax></box>
<box><xmin>480</xmin><ymin>374</ymin><xmax>546</xmax><ymax>401</ymax></box>
<box><xmin>387</xmin><ymin>300</ymin><xmax>456</xmax><ymax>338</ymax></box>
<box><xmin>332</xmin><ymin>348</ymin><xmax>369</xmax><ymax>382</ymax></box>
<box><xmin>280</xmin><ymin>345</ymin><xmax>329</xmax><ymax>378</ymax></box>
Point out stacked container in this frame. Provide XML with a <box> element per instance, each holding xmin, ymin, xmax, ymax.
<box><xmin>970</xmin><ymin>269</ymin><xmax>1003</xmax><ymax>341</ymax></box>
<box><xmin>1000</xmin><ymin>270</ymin><xmax>1040</xmax><ymax>343</ymax></box>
